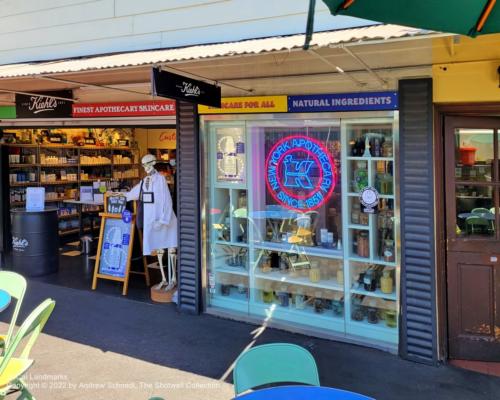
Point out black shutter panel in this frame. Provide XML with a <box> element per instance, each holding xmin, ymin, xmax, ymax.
<box><xmin>398</xmin><ymin>78</ymin><xmax>438</xmax><ymax>365</ymax></box>
<box><xmin>176</xmin><ymin>101</ymin><xmax>202</xmax><ymax>314</ymax></box>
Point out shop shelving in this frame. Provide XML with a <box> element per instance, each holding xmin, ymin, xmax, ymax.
<box><xmin>206</xmin><ymin>116</ymin><xmax>399</xmax><ymax>349</ymax></box>
<box><xmin>215</xmin><ymin>266</ymin><xmax>248</xmax><ymax>276</ymax></box>
<box><xmin>4</xmin><ymin>143</ymin><xmax>140</xmax><ymax>241</ymax></box>
<box><xmin>253</xmin><ymin>242</ymin><xmax>344</xmax><ymax>260</ymax></box>
<box><xmin>254</xmin><ymin>270</ymin><xmax>344</xmax><ymax>291</ymax></box>
<box><xmin>341</xmin><ymin>118</ymin><xmax>399</xmax><ymax>345</ymax></box>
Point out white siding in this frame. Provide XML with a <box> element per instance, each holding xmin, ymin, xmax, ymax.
<box><xmin>0</xmin><ymin>0</ymin><xmax>370</xmax><ymax>64</ymax></box>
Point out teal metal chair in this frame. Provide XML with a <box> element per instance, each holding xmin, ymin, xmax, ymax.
<box><xmin>471</xmin><ymin>208</ymin><xmax>492</xmax><ymax>214</ymax></box>
<box><xmin>233</xmin><ymin>343</ymin><xmax>320</xmax><ymax>395</ymax></box>
<box><xmin>465</xmin><ymin>215</ymin><xmax>491</xmax><ymax>235</ymax></box>
<box><xmin>0</xmin><ymin>272</ymin><xmax>27</xmax><ymax>353</ymax></box>
<box><xmin>0</xmin><ymin>298</ymin><xmax>56</xmax><ymax>400</ymax></box>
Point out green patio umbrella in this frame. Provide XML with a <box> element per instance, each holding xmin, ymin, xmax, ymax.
<box><xmin>321</xmin><ymin>0</ymin><xmax>500</xmax><ymax>37</ymax></box>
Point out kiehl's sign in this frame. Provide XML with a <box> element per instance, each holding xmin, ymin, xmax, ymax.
<box><xmin>16</xmin><ymin>90</ymin><xmax>73</xmax><ymax>118</ymax></box>
<box><xmin>151</xmin><ymin>67</ymin><xmax>221</xmax><ymax>108</ymax></box>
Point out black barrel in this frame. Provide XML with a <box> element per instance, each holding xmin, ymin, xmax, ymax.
<box><xmin>10</xmin><ymin>208</ymin><xmax>59</xmax><ymax>277</ymax></box>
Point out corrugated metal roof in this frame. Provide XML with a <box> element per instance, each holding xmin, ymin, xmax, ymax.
<box><xmin>0</xmin><ymin>24</ymin><xmax>432</xmax><ymax>79</ymax></box>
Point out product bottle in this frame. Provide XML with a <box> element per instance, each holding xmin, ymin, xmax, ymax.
<box><xmin>336</xmin><ymin>268</ymin><xmax>344</xmax><ymax>285</ymax></box>
<box><xmin>380</xmin><ymin>270</ymin><xmax>394</xmax><ymax>294</ymax></box>
<box><xmin>353</xmin><ymin>161</ymin><xmax>368</xmax><ymax>192</ymax></box>
<box><xmin>363</xmin><ymin>269</ymin><xmax>377</xmax><ymax>291</ymax></box>
<box><xmin>383</xmin><ymin>239</ymin><xmax>395</xmax><ymax>262</ymax></box>
<box><xmin>309</xmin><ymin>261</ymin><xmax>321</xmax><ymax>283</ymax></box>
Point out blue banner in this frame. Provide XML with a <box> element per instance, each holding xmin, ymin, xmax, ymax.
<box><xmin>288</xmin><ymin>91</ymin><xmax>398</xmax><ymax>113</ymax></box>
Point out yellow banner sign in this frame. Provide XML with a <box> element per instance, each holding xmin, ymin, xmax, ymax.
<box><xmin>198</xmin><ymin>96</ymin><xmax>287</xmax><ymax>114</ymax></box>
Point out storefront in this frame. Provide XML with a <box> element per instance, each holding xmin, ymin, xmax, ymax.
<box><xmin>432</xmin><ymin>34</ymin><xmax>500</xmax><ymax>364</ymax></box>
<box><xmin>199</xmin><ymin>93</ymin><xmax>401</xmax><ymax>350</ymax></box>
<box><xmin>0</xmin><ymin>26</ymin><xmax>444</xmax><ymax>363</ymax></box>
<box><xmin>0</xmin><ymin>97</ymin><xmax>178</xmax><ymax>300</ymax></box>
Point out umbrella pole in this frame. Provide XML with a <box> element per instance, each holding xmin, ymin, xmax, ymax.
<box><xmin>303</xmin><ymin>0</ymin><xmax>316</xmax><ymax>50</ymax></box>
<box><xmin>471</xmin><ymin>0</ymin><xmax>497</xmax><ymax>35</ymax></box>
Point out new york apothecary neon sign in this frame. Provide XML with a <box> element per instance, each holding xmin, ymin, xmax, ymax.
<box><xmin>265</xmin><ymin>135</ymin><xmax>336</xmax><ymax>211</ymax></box>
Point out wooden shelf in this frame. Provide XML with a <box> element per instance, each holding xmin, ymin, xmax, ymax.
<box><xmin>46</xmin><ymin>198</ymin><xmax>72</xmax><ymax>203</ymax></box>
<box><xmin>41</xmin><ymin>180</ymin><xmax>78</xmax><ymax>185</ymax></box>
<box><xmin>10</xmin><ymin>182</ymin><xmax>35</xmax><ymax>187</ymax></box>
<box><xmin>9</xmin><ymin>163</ymin><xmax>37</xmax><ymax>167</ymax></box>
<box><xmin>80</xmin><ymin>163</ymin><xmax>112</xmax><ymax>167</ymax></box>
<box><xmin>58</xmin><ymin>214</ymin><xmax>79</xmax><ymax>220</ymax></box>
<box><xmin>80</xmin><ymin>178</ymin><xmax>112</xmax><ymax>182</ymax></box>
<box><xmin>59</xmin><ymin>228</ymin><xmax>80</xmax><ymax>236</ymax></box>
<box><xmin>2</xmin><ymin>143</ymin><xmax>37</xmax><ymax>147</ymax></box>
<box><xmin>40</xmin><ymin>164</ymin><xmax>78</xmax><ymax>168</ymax></box>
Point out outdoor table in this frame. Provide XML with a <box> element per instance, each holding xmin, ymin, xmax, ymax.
<box><xmin>63</xmin><ymin>199</ymin><xmax>104</xmax><ymax>239</ymax></box>
<box><xmin>249</xmin><ymin>209</ymin><xmax>298</xmax><ymax>242</ymax></box>
<box><xmin>457</xmin><ymin>212</ymin><xmax>495</xmax><ymax>221</ymax></box>
<box><xmin>0</xmin><ymin>289</ymin><xmax>11</xmax><ymax>312</ymax></box>
<box><xmin>234</xmin><ymin>386</ymin><xmax>374</xmax><ymax>400</ymax></box>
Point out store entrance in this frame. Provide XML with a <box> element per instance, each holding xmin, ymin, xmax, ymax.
<box><xmin>1</xmin><ymin>126</ymin><xmax>177</xmax><ymax>303</ymax></box>
<box><xmin>444</xmin><ymin>116</ymin><xmax>500</xmax><ymax>361</ymax></box>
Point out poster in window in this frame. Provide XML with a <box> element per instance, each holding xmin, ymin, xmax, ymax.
<box><xmin>215</xmin><ymin>127</ymin><xmax>246</xmax><ymax>184</ymax></box>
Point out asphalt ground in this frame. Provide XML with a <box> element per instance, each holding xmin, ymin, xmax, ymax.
<box><xmin>1</xmin><ymin>279</ymin><xmax>499</xmax><ymax>400</ymax></box>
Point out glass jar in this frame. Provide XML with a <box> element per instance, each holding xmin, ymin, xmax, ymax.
<box><xmin>332</xmin><ymin>299</ymin><xmax>344</xmax><ymax>317</ymax></box>
<box><xmin>277</xmin><ymin>286</ymin><xmax>289</xmax><ymax>307</ymax></box>
<box><xmin>359</xmin><ymin>211</ymin><xmax>369</xmax><ymax>226</ymax></box>
<box><xmin>237</xmin><ymin>282</ymin><xmax>247</xmax><ymax>295</ymax></box>
<box><xmin>319</xmin><ymin>259</ymin><xmax>330</xmax><ymax>280</ymax></box>
<box><xmin>382</xmin><ymin>137</ymin><xmax>393</xmax><ymax>157</ymax></box>
<box><xmin>385</xmin><ymin>310</ymin><xmax>397</xmax><ymax>328</ymax></box>
<box><xmin>262</xmin><ymin>283</ymin><xmax>274</xmax><ymax>304</ymax></box>
<box><xmin>309</xmin><ymin>262</ymin><xmax>321</xmax><ymax>283</ymax></box>
<box><xmin>336</xmin><ymin>268</ymin><xmax>344</xmax><ymax>285</ymax></box>
<box><xmin>367</xmin><ymin>300</ymin><xmax>379</xmax><ymax>324</ymax></box>
<box><xmin>260</xmin><ymin>254</ymin><xmax>272</xmax><ymax>273</ymax></box>
<box><xmin>279</xmin><ymin>254</ymin><xmax>290</xmax><ymax>274</ymax></box>
<box><xmin>379</xmin><ymin>173</ymin><xmax>393</xmax><ymax>195</ymax></box>
<box><xmin>363</xmin><ymin>269</ymin><xmax>377</xmax><ymax>292</ymax></box>
<box><xmin>351</xmin><ymin>305</ymin><xmax>365</xmax><ymax>321</ymax></box>
<box><xmin>383</xmin><ymin>239</ymin><xmax>395</xmax><ymax>263</ymax></box>
<box><xmin>313</xmin><ymin>291</ymin><xmax>324</xmax><ymax>314</ymax></box>
<box><xmin>351</xmin><ymin>202</ymin><xmax>360</xmax><ymax>224</ymax></box>
<box><xmin>294</xmin><ymin>289</ymin><xmax>306</xmax><ymax>310</ymax></box>
<box><xmin>220</xmin><ymin>277</ymin><xmax>231</xmax><ymax>296</ymax></box>
<box><xmin>238</xmin><ymin>191</ymin><xmax>247</xmax><ymax>209</ymax></box>
<box><xmin>357</xmin><ymin>232</ymin><xmax>369</xmax><ymax>258</ymax></box>
<box><xmin>380</xmin><ymin>270</ymin><xmax>394</xmax><ymax>294</ymax></box>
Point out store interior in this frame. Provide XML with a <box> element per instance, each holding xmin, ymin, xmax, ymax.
<box><xmin>1</xmin><ymin>126</ymin><xmax>177</xmax><ymax>303</ymax></box>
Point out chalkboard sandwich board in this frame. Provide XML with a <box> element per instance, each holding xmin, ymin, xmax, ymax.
<box><xmin>92</xmin><ymin>193</ymin><xmax>135</xmax><ymax>295</ymax></box>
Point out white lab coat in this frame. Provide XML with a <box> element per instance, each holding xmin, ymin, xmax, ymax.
<box><xmin>126</xmin><ymin>171</ymin><xmax>177</xmax><ymax>255</ymax></box>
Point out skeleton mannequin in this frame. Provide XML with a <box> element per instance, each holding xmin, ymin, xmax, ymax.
<box><xmin>126</xmin><ymin>154</ymin><xmax>178</xmax><ymax>291</ymax></box>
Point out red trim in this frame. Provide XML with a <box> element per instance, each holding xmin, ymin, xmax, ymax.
<box><xmin>72</xmin><ymin>100</ymin><xmax>176</xmax><ymax>117</ymax></box>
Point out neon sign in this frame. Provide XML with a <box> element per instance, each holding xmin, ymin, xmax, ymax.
<box><xmin>266</xmin><ymin>135</ymin><xmax>336</xmax><ymax>211</ymax></box>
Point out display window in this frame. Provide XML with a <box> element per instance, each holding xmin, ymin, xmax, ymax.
<box><xmin>203</xmin><ymin>113</ymin><xmax>399</xmax><ymax>347</ymax></box>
